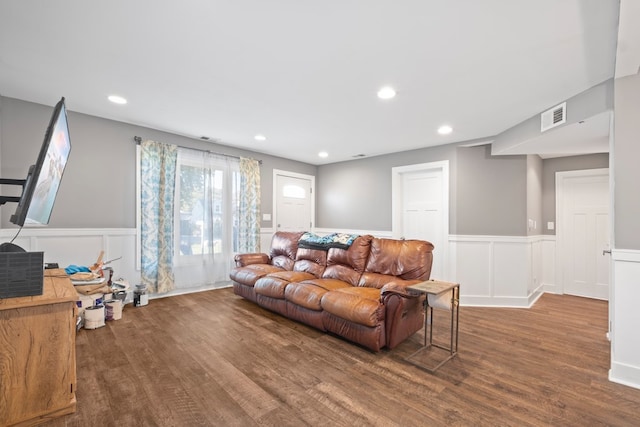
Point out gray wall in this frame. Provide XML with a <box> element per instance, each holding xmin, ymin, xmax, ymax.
<box><xmin>316</xmin><ymin>144</ymin><xmax>458</xmax><ymax>232</ymax></box>
<box><xmin>2</xmin><ymin>95</ymin><xmax>613</xmax><ymax>239</ymax></box>
<box><xmin>0</xmin><ymin>96</ymin><xmax>316</xmax><ymax>229</ymax></box>
<box><xmin>456</xmin><ymin>145</ymin><xmax>527</xmax><ymax>236</ymax></box>
<box><xmin>541</xmin><ymin>153</ymin><xmax>609</xmax><ymax>235</ymax></box>
<box><xmin>613</xmin><ymin>73</ymin><xmax>640</xmax><ymax>250</ymax></box>
<box><xmin>317</xmin><ymin>142</ymin><xmax>531</xmax><ymax>237</ymax></box>
<box><xmin>527</xmin><ymin>155</ymin><xmax>543</xmax><ymax>236</ymax></box>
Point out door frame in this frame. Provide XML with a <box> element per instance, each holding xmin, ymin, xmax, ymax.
<box><xmin>392</xmin><ymin>160</ymin><xmax>450</xmax><ymax>280</ymax></box>
<box><xmin>555</xmin><ymin>167</ymin><xmax>610</xmax><ymax>297</ymax></box>
<box><xmin>272</xmin><ymin>169</ymin><xmax>316</xmax><ymax>232</ymax></box>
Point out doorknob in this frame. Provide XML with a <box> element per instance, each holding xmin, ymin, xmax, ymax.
<box><xmin>603</xmin><ymin>249</ymin><xmax>611</xmax><ymax>256</ymax></box>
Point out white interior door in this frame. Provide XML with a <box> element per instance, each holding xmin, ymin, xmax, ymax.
<box><xmin>274</xmin><ymin>171</ymin><xmax>314</xmax><ymax>232</ymax></box>
<box><xmin>558</xmin><ymin>169</ymin><xmax>610</xmax><ymax>300</ymax></box>
<box><xmin>392</xmin><ymin>161</ymin><xmax>449</xmax><ymax>280</ymax></box>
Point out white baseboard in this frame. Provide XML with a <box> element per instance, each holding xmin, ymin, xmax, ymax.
<box><xmin>610</xmin><ymin>361</ymin><xmax>640</xmax><ymax>390</ymax></box>
<box><xmin>542</xmin><ymin>283</ymin><xmax>562</xmax><ymax>294</ymax></box>
<box><xmin>462</xmin><ymin>286</ymin><xmax>544</xmax><ymax>308</ymax></box>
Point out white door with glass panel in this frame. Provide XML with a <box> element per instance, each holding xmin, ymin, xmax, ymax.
<box><xmin>274</xmin><ymin>172</ymin><xmax>313</xmax><ymax>232</ymax></box>
<box><xmin>558</xmin><ymin>169</ymin><xmax>609</xmax><ymax>300</ymax></box>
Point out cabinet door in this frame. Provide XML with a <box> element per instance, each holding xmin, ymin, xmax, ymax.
<box><xmin>0</xmin><ymin>301</ymin><xmax>76</xmax><ymax>425</ymax></box>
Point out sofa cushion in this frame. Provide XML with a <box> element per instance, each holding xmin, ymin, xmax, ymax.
<box><xmin>293</xmin><ymin>248</ymin><xmax>327</xmax><ymax>278</ymax></box>
<box><xmin>321</xmin><ymin>287</ymin><xmax>384</xmax><ymax>327</ymax></box>
<box><xmin>364</xmin><ymin>238</ymin><xmax>434</xmax><ymax>281</ymax></box>
<box><xmin>229</xmin><ymin>264</ymin><xmax>284</xmax><ymax>287</ymax></box>
<box><xmin>285</xmin><ymin>279</ymin><xmax>351</xmax><ymax>311</ymax></box>
<box><xmin>254</xmin><ymin>271</ymin><xmax>316</xmax><ymax>299</ymax></box>
<box><xmin>270</xmin><ymin>231</ymin><xmax>305</xmax><ymax>270</ymax></box>
<box><xmin>322</xmin><ymin>235</ymin><xmax>373</xmax><ymax>285</ymax></box>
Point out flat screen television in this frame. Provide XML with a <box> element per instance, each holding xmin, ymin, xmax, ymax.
<box><xmin>9</xmin><ymin>97</ymin><xmax>72</xmax><ymax>226</ymax></box>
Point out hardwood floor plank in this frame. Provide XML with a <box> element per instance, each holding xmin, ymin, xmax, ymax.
<box><xmin>39</xmin><ymin>289</ymin><xmax>640</xmax><ymax>427</ymax></box>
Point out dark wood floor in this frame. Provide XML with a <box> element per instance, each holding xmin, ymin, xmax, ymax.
<box><xmin>43</xmin><ymin>288</ymin><xmax>640</xmax><ymax>427</ymax></box>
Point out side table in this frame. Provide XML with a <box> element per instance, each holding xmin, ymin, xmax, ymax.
<box><xmin>405</xmin><ymin>280</ymin><xmax>460</xmax><ymax>372</ymax></box>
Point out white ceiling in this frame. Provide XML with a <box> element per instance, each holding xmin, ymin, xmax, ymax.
<box><xmin>0</xmin><ymin>1</ymin><xmax>634</xmax><ymax>165</ymax></box>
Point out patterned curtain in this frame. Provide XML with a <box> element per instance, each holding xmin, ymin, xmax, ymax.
<box><xmin>238</xmin><ymin>157</ymin><xmax>261</xmax><ymax>252</ymax></box>
<box><xmin>140</xmin><ymin>140</ymin><xmax>178</xmax><ymax>293</ymax></box>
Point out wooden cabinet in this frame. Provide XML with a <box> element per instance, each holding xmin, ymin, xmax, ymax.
<box><xmin>0</xmin><ymin>269</ymin><xmax>77</xmax><ymax>426</ymax></box>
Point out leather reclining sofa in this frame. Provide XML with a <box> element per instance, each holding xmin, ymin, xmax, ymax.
<box><xmin>229</xmin><ymin>231</ymin><xmax>434</xmax><ymax>352</ymax></box>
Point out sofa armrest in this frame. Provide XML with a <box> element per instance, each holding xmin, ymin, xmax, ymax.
<box><xmin>234</xmin><ymin>252</ymin><xmax>270</xmax><ymax>267</ymax></box>
<box><xmin>381</xmin><ymin>280</ymin><xmax>425</xmax><ymax>349</ymax></box>
<box><xmin>380</xmin><ymin>280</ymin><xmax>423</xmax><ymax>300</ymax></box>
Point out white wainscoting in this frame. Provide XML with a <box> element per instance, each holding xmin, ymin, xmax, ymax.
<box><xmin>448</xmin><ymin>235</ymin><xmax>548</xmax><ymax>307</ymax></box>
<box><xmin>261</xmin><ymin>229</ymin><xmax>553</xmax><ymax>308</ymax></box>
<box><xmin>541</xmin><ymin>235</ymin><xmax>558</xmax><ymax>294</ymax></box>
<box><xmin>609</xmin><ymin>249</ymin><xmax>640</xmax><ymax>390</ymax></box>
<box><xmin>0</xmin><ymin>228</ymin><xmax>139</xmax><ymax>283</ymax></box>
<box><xmin>259</xmin><ymin>228</ymin><xmax>275</xmax><ymax>254</ymax></box>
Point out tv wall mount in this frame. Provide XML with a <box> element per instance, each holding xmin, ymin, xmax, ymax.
<box><xmin>0</xmin><ymin>178</ymin><xmax>27</xmax><ymax>205</ymax></box>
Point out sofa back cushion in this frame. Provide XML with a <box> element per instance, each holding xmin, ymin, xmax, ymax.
<box><xmin>361</xmin><ymin>238</ymin><xmax>434</xmax><ymax>287</ymax></box>
<box><xmin>293</xmin><ymin>248</ymin><xmax>327</xmax><ymax>278</ymax></box>
<box><xmin>270</xmin><ymin>231</ymin><xmax>305</xmax><ymax>271</ymax></box>
<box><xmin>322</xmin><ymin>235</ymin><xmax>373</xmax><ymax>286</ymax></box>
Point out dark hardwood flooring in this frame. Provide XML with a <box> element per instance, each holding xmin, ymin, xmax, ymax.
<box><xmin>43</xmin><ymin>289</ymin><xmax>640</xmax><ymax>426</ymax></box>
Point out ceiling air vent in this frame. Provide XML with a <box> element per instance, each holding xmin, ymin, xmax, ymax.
<box><xmin>540</xmin><ymin>102</ymin><xmax>566</xmax><ymax>132</ymax></box>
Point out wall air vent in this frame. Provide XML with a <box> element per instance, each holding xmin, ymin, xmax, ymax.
<box><xmin>541</xmin><ymin>102</ymin><xmax>566</xmax><ymax>132</ymax></box>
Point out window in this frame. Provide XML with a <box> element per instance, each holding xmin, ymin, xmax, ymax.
<box><xmin>173</xmin><ymin>149</ymin><xmax>240</xmax><ymax>286</ymax></box>
<box><xmin>282</xmin><ymin>184</ymin><xmax>306</xmax><ymax>199</ymax></box>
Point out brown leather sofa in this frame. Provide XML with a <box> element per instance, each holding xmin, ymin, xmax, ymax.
<box><xmin>230</xmin><ymin>231</ymin><xmax>434</xmax><ymax>352</ymax></box>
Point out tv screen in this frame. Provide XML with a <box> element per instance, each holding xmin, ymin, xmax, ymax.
<box><xmin>10</xmin><ymin>97</ymin><xmax>71</xmax><ymax>226</ymax></box>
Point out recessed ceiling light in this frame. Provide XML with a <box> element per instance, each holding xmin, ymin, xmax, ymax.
<box><xmin>254</xmin><ymin>134</ymin><xmax>267</xmax><ymax>141</ymax></box>
<box><xmin>318</xmin><ymin>151</ymin><xmax>329</xmax><ymax>158</ymax></box>
<box><xmin>438</xmin><ymin>125</ymin><xmax>453</xmax><ymax>135</ymax></box>
<box><xmin>108</xmin><ymin>95</ymin><xmax>127</xmax><ymax>105</ymax></box>
<box><xmin>377</xmin><ymin>86</ymin><xmax>396</xmax><ymax>100</ymax></box>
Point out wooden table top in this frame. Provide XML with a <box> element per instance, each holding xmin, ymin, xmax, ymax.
<box><xmin>407</xmin><ymin>279</ymin><xmax>459</xmax><ymax>295</ymax></box>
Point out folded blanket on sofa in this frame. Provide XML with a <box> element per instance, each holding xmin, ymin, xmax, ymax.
<box><xmin>298</xmin><ymin>232</ymin><xmax>359</xmax><ymax>250</ymax></box>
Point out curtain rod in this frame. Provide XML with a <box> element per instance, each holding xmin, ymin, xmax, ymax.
<box><xmin>133</xmin><ymin>136</ymin><xmax>262</xmax><ymax>164</ymax></box>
